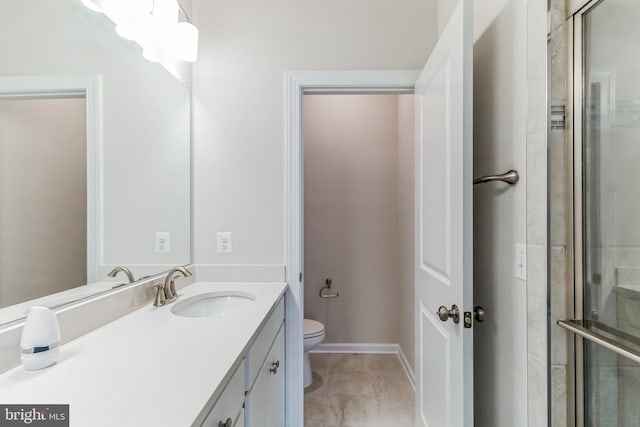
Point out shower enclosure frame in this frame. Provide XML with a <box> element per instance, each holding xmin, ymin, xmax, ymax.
<box><xmin>565</xmin><ymin>0</ymin><xmax>639</xmax><ymax>425</ymax></box>
<box><xmin>567</xmin><ymin>3</ymin><xmax>583</xmax><ymax>425</ymax></box>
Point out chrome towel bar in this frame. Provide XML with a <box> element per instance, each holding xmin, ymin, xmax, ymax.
<box><xmin>473</xmin><ymin>169</ymin><xmax>519</xmax><ymax>186</ymax></box>
<box><xmin>557</xmin><ymin>319</ymin><xmax>640</xmax><ymax>364</ymax></box>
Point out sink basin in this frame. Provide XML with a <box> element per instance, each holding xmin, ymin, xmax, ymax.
<box><xmin>171</xmin><ymin>291</ymin><xmax>256</xmax><ymax>318</ymax></box>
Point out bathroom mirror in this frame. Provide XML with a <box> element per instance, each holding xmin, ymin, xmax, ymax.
<box><xmin>0</xmin><ymin>0</ymin><xmax>191</xmax><ymax>325</ymax></box>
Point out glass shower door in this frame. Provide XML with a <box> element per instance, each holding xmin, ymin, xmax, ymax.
<box><xmin>580</xmin><ymin>0</ymin><xmax>640</xmax><ymax>425</ymax></box>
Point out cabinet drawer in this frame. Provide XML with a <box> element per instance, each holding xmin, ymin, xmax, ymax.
<box><xmin>202</xmin><ymin>359</ymin><xmax>245</xmax><ymax>427</ymax></box>
<box><xmin>246</xmin><ymin>297</ymin><xmax>284</xmax><ymax>390</ymax></box>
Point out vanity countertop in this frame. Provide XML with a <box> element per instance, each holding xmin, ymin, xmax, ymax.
<box><xmin>0</xmin><ymin>282</ymin><xmax>287</xmax><ymax>426</ymax></box>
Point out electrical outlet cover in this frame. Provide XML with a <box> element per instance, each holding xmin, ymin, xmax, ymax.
<box><xmin>217</xmin><ymin>232</ymin><xmax>232</xmax><ymax>254</ymax></box>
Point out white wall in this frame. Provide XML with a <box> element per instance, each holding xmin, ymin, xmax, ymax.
<box><xmin>439</xmin><ymin>1</ymin><xmax>530</xmax><ymax>425</ymax></box>
<box><xmin>0</xmin><ymin>0</ymin><xmax>191</xmax><ymax>281</ymax></box>
<box><xmin>0</xmin><ymin>98</ymin><xmax>87</xmax><ymax>307</ymax></box>
<box><xmin>191</xmin><ymin>0</ymin><xmax>437</xmax><ymax>268</ymax></box>
<box><xmin>303</xmin><ymin>94</ymin><xmax>414</xmax><ymax>364</ymax></box>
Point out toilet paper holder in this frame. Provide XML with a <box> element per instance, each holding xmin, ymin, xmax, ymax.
<box><xmin>319</xmin><ymin>278</ymin><xmax>339</xmax><ymax>298</ymax></box>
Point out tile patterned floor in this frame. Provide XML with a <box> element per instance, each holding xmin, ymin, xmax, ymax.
<box><xmin>304</xmin><ymin>353</ymin><xmax>414</xmax><ymax>427</ymax></box>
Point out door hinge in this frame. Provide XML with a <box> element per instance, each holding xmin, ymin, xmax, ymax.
<box><xmin>550</xmin><ymin>104</ymin><xmax>566</xmax><ymax>130</ymax></box>
<box><xmin>299</xmin><ymin>272</ymin><xmax>303</xmax><ymax>283</ymax></box>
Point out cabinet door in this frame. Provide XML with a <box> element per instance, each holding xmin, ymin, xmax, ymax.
<box><xmin>202</xmin><ymin>360</ymin><xmax>245</xmax><ymax>427</ymax></box>
<box><xmin>234</xmin><ymin>411</ymin><xmax>244</xmax><ymax>427</ymax></box>
<box><xmin>246</xmin><ymin>324</ymin><xmax>285</xmax><ymax>427</ymax></box>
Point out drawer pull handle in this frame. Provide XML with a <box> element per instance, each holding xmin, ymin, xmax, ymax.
<box><xmin>218</xmin><ymin>418</ymin><xmax>232</xmax><ymax>427</ymax></box>
<box><xmin>269</xmin><ymin>360</ymin><xmax>280</xmax><ymax>374</ymax></box>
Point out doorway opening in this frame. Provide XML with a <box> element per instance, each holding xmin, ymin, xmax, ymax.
<box><xmin>302</xmin><ymin>93</ymin><xmax>415</xmax><ymax>424</ymax></box>
<box><xmin>284</xmin><ymin>70</ymin><xmax>419</xmax><ymax>427</ymax></box>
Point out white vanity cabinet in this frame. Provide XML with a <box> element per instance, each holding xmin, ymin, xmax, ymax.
<box><xmin>201</xmin><ymin>359</ymin><xmax>245</xmax><ymax>427</ymax></box>
<box><xmin>199</xmin><ymin>296</ymin><xmax>285</xmax><ymax>427</ymax></box>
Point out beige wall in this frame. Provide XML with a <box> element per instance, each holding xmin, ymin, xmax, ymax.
<box><xmin>303</xmin><ymin>94</ymin><xmax>414</xmax><ymax>364</ymax></box>
<box><xmin>0</xmin><ymin>98</ymin><xmax>87</xmax><ymax>307</ymax></box>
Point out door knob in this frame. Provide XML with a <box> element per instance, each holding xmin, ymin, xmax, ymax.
<box><xmin>437</xmin><ymin>305</ymin><xmax>460</xmax><ymax>324</ymax></box>
<box><xmin>474</xmin><ymin>306</ymin><xmax>486</xmax><ymax>323</ymax></box>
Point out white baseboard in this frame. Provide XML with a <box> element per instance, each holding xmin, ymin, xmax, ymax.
<box><xmin>397</xmin><ymin>345</ymin><xmax>415</xmax><ymax>391</ymax></box>
<box><xmin>312</xmin><ymin>343</ymin><xmax>398</xmax><ymax>354</ymax></box>
<box><xmin>311</xmin><ymin>343</ymin><xmax>415</xmax><ymax>390</ymax></box>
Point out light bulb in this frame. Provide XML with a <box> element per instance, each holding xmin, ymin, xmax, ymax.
<box><xmin>174</xmin><ymin>22</ymin><xmax>199</xmax><ymax>62</ymax></box>
<box><xmin>80</xmin><ymin>0</ymin><xmax>102</xmax><ymax>13</ymax></box>
<box><xmin>115</xmin><ymin>25</ymin><xmax>135</xmax><ymax>40</ymax></box>
<box><xmin>143</xmin><ymin>49</ymin><xmax>159</xmax><ymax>63</ymax></box>
<box><xmin>114</xmin><ymin>7</ymin><xmax>147</xmax><ymax>41</ymax></box>
<box><xmin>152</xmin><ymin>0</ymin><xmax>179</xmax><ymax>25</ymax></box>
<box><xmin>136</xmin><ymin>0</ymin><xmax>154</xmax><ymax>14</ymax></box>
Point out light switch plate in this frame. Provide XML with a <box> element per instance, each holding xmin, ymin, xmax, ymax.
<box><xmin>515</xmin><ymin>243</ymin><xmax>526</xmax><ymax>280</ymax></box>
<box><xmin>217</xmin><ymin>232</ymin><xmax>232</xmax><ymax>254</ymax></box>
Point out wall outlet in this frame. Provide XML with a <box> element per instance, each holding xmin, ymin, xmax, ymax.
<box><xmin>155</xmin><ymin>232</ymin><xmax>170</xmax><ymax>254</ymax></box>
<box><xmin>217</xmin><ymin>232</ymin><xmax>233</xmax><ymax>254</ymax></box>
<box><xmin>515</xmin><ymin>243</ymin><xmax>527</xmax><ymax>280</ymax></box>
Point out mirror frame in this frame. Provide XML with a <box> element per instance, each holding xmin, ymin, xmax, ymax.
<box><xmin>0</xmin><ymin>74</ymin><xmax>104</xmax><ymax>321</ymax></box>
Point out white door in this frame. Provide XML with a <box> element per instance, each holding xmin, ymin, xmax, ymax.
<box><xmin>414</xmin><ymin>1</ymin><xmax>473</xmax><ymax>426</ymax></box>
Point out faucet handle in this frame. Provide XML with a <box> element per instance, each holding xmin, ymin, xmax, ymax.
<box><xmin>152</xmin><ymin>284</ymin><xmax>166</xmax><ymax>307</ymax></box>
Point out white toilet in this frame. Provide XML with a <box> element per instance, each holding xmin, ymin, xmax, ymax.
<box><xmin>303</xmin><ymin>318</ymin><xmax>325</xmax><ymax>388</ymax></box>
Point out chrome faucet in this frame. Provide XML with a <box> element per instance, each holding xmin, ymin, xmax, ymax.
<box><xmin>107</xmin><ymin>266</ymin><xmax>135</xmax><ymax>285</ymax></box>
<box><xmin>152</xmin><ymin>266</ymin><xmax>192</xmax><ymax>306</ymax></box>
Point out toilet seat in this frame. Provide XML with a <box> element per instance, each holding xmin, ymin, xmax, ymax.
<box><xmin>304</xmin><ymin>319</ymin><xmax>325</xmax><ymax>338</ymax></box>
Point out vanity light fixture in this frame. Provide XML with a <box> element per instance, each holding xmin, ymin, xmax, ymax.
<box><xmin>152</xmin><ymin>0</ymin><xmax>179</xmax><ymax>26</ymax></box>
<box><xmin>80</xmin><ymin>0</ymin><xmax>102</xmax><ymax>13</ymax></box>
<box><xmin>173</xmin><ymin>21</ymin><xmax>199</xmax><ymax>62</ymax></box>
<box><xmin>114</xmin><ymin>0</ymin><xmax>153</xmax><ymax>42</ymax></box>
<box><xmin>80</xmin><ymin>0</ymin><xmax>199</xmax><ymax>64</ymax></box>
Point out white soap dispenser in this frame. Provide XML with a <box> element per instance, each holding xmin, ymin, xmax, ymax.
<box><xmin>20</xmin><ymin>306</ymin><xmax>61</xmax><ymax>371</ymax></box>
